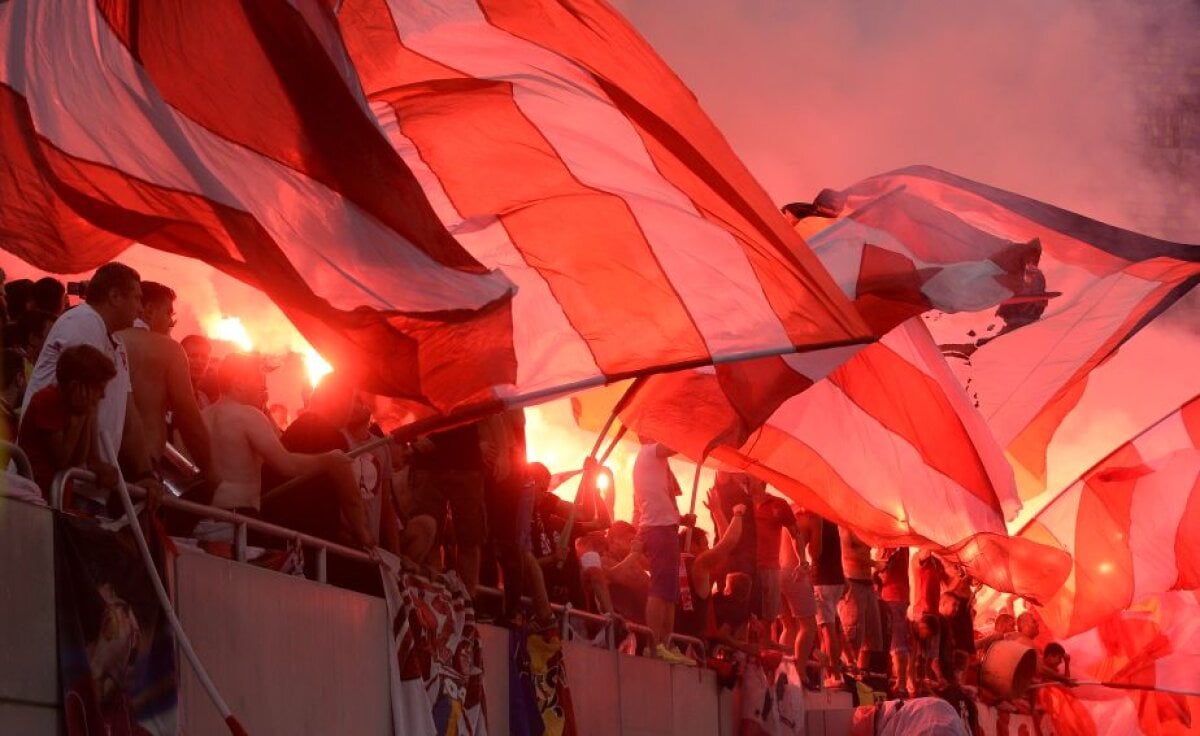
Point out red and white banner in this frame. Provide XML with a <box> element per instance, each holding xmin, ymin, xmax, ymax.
<box><xmin>0</xmin><ymin>0</ymin><xmax>868</xmax><ymax>414</ymax></box>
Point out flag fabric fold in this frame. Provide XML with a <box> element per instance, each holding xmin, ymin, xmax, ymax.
<box><xmin>1</xmin><ymin>0</ymin><xmax>868</xmax><ymax>416</ymax></box>
<box><xmin>1018</xmin><ymin>397</ymin><xmax>1200</xmax><ymax>637</ymax></box>
<box><xmin>337</xmin><ymin>0</ymin><xmax>870</xmax><ymax>408</ymax></box>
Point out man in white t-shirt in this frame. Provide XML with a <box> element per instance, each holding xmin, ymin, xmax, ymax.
<box><xmin>633</xmin><ymin>437</ymin><xmax>695</xmax><ymax>665</ymax></box>
<box><xmin>21</xmin><ymin>263</ymin><xmax>161</xmax><ymax>503</ymax></box>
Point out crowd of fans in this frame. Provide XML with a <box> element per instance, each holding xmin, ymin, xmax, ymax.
<box><xmin>2</xmin><ymin>262</ymin><xmax>1073</xmax><ymax>719</ymax></box>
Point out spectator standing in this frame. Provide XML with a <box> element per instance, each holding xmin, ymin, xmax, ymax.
<box><xmin>118</xmin><ymin>282</ymin><xmax>214</xmax><ymax>486</ymax></box>
<box><xmin>410</xmin><ymin>422</ymin><xmax>488</xmax><ymax>593</ymax></box>
<box><xmin>749</xmin><ymin>480</ymin><xmax>801</xmax><ymax>629</ymax></box>
<box><xmin>779</xmin><ymin>505</ymin><xmax>821</xmax><ymax>684</ymax></box>
<box><xmin>479</xmin><ymin>409</ymin><xmax>531</xmax><ymax>623</ymax></box>
<box><xmin>838</xmin><ymin>527</ymin><xmax>883</xmax><ymax>673</ymax></box>
<box><xmin>707</xmin><ymin>471</ymin><xmax>757</xmax><ymax>582</ymax></box>
<box><xmin>877</xmin><ymin>547</ymin><xmax>911</xmax><ymax>696</ymax></box>
<box><xmin>14</xmin><ymin>310</ymin><xmax>56</xmax><ymax>382</ymax></box>
<box><xmin>675</xmin><ymin>506</ymin><xmax>746</xmax><ymax>642</ymax></box>
<box><xmin>632</xmin><ymin>438</ymin><xmax>695</xmax><ymax>665</ymax></box>
<box><xmin>342</xmin><ymin>393</ymin><xmax>435</xmax><ymax>563</ymax></box>
<box><xmin>810</xmin><ymin>515</ymin><xmax>846</xmax><ymax>680</ymax></box>
<box><xmin>21</xmin><ymin>263</ymin><xmax>160</xmax><ymax>502</ymax></box>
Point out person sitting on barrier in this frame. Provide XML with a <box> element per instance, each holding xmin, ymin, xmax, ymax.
<box><xmin>201</xmin><ymin>355</ymin><xmax>369</xmax><ymax>550</ymax></box>
<box><xmin>1040</xmin><ymin>642</ymin><xmax>1075</xmax><ymax>685</ymax></box>
<box><xmin>602</xmin><ymin>520</ymin><xmax>649</xmax><ymax>624</ymax></box>
<box><xmin>576</xmin><ymin>530</ymin><xmax>616</xmax><ymax>616</ymax></box>
<box><xmin>710</xmin><ymin>571</ymin><xmax>767</xmax><ymax>657</ymax></box>
<box><xmin>342</xmin><ymin>392</ymin><xmax>436</xmax><ymax>564</ymax></box>
<box><xmin>18</xmin><ymin>344</ymin><xmax>120</xmax><ymax>498</ymax></box>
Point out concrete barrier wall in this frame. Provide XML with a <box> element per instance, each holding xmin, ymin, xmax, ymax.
<box><xmin>0</xmin><ymin>499</ymin><xmax>58</xmax><ymax>735</ymax></box>
<box><xmin>479</xmin><ymin>625</ymin><xmax>729</xmax><ymax>736</ymax></box>
<box><xmin>0</xmin><ymin>504</ymin><xmax>737</xmax><ymax>736</ymax></box>
<box><xmin>175</xmin><ymin>553</ymin><xmax>392</xmax><ymax>735</ymax></box>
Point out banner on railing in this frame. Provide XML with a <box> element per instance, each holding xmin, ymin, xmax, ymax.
<box><xmin>379</xmin><ymin>552</ymin><xmax>488</xmax><ymax>736</ymax></box>
<box><xmin>738</xmin><ymin>657</ymin><xmax>806</xmax><ymax>736</ymax></box>
<box><xmin>509</xmin><ymin>627</ymin><xmax>578</xmax><ymax>736</ymax></box>
<box><xmin>56</xmin><ymin>514</ymin><xmax>178</xmax><ymax>736</ymax></box>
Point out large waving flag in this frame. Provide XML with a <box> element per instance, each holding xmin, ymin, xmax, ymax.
<box><xmin>1055</xmin><ymin>592</ymin><xmax>1200</xmax><ymax>736</ymax></box>
<box><xmin>0</xmin><ymin>0</ymin><xmax>515</xmax><ymax>411</ymax></box>
<box><xmin>0</xmin><ymin>0</ymin><xmax>868</xmax><ymax>415</ymax></box>
<box><xmin>336</xmin><ymin>0</ymin><xmax>869</xmax><ymax>406</ymax></box>
<box><xmin>1019</xmin><ymin>394</ymin><xmax>1200</xmax><ymax>637</ymax></box>
<box><xmin>895</xmin><ymin>166</ymin><xmax>1200</xmax><ymax>513</ymax></box>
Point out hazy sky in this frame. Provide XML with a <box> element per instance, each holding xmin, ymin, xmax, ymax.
<box><xmin>615</xmin><ymin>0</ymin><xmax>1200</xmax><ymax>241</ymax></box>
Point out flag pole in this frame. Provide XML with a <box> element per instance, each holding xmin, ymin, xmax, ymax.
<box><xmin>98</xmin><ymin>433</ymin><xmax>249</xmax><ymax>736</ymax></box>
<box><xmin>682</xmin><ymin>459</ymin><xmax>705</xmax><ymax>554</ymax></box>
<box><xmin>556</xmin><ymin>377</ymin><xmax>647</xmax><ymax>563</ymax></box>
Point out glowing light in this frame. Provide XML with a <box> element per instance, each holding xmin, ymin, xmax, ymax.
<box><xmin>1098</xmin><ymin>561</ymin><xmax>1115</xmax><ymax>575</ymax></box>
<box><xmin>595</xmin><ymin>470</ymin><xmax>611</xmax><ymax>491</ymax></box>
<box><xmin>210</xmin><ymin>316</ymin><xmax>253</xmax><ymax>351</ymax></box>
<box><xmin>302</xmin><ymin>346</ymin><xmax>333</xmax><ymax>388</ymax></box>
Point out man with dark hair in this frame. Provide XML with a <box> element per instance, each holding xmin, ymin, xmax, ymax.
<box><xmin>4</xmin><ymin>278</ymin><xmax>36</xmax><ymax>321</ymax></box>
<box><xmin>21</xmin><ymin>262</ymin><xmax>160</xmax><ymax>502</ymax></box>
<box><xmin>1042</xmin><ymin>642</ymin><xmax>1073</xmax><ymax>683</ymax></box>
<box><xmin>136</xmin><ymin>282</ymin><xmax>176</xmax><ymax>334</ymax></box>
<box><xmin>179</xmin><ymin>334</ymin><xmax>215</xmax><ymax>407</ymax></box>
<box><xmin>119</xmin><ymin>281</ymin><xmax>213</xmax><ymax>486</ymax></box>
<box><xmin>18</xmin><ymin>344</ymin><xmax>119</xmax><ymax>496</ymax></box>
<box><xmin>32</xmin><ymin>277</ymin><xmax>67</xmax><ymax>315</ymax></box>
<box><xmin>14</xmin><ymin>309</ymin><xmax>57</xmax><ymax>378</ymax></box>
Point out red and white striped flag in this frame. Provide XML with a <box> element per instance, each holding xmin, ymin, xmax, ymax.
<box><xmin>607</xmin><ymin>166</ymin><xmax>1043</xmax><ymax>461</ymax></box>
<box><xmin>900</xmin><ymin>166</ymin><xmax>1200</xmax><ymax>513</ymax></box>
<box><xmin>0</xmin><ymin>0</ymin><xmax>516</xmax><ymax>411</ymax></box>
<box><xmin>1019</xmin><ymin>395</ymin><xmax>1200</xmax><ymax>638</ymax></box>
<box><xmin>710</xmin><ymin>319</ymin><xmax>1072</xmax><ymax>602</ymax></box>
<box><xmin>0</xmin><ymin>0</ymin><xmax>868</xmax><ymax>414</ymax></box>
<box><xmin>337</xmin><ymin>0</ymin><xmax>869</xmax><ymax>407</ymax></box>
<box><xmin>1055</xmin><ymin>592</ymin><xmax>1200</xmax><ymax>736</ymax></box>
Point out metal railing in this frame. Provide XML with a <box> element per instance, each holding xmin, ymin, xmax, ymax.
<box><xmin>475</xmin><ymin>584</ymin><xmax>708</xmax><ymax>661</ymax></box>
<box><xmin>47</xmin><ymin>464</ymin><xmax>709</xmax><ymax>662</ymax></box>
<box><xmin>49</xmin><ymin>466</ymin><xmax>371</xmax><ymax>582</ymax></box>
<box><xmin>1</xmin><ymin>439</ymin><xmax>33</xmax><ymax>480</ymax></box>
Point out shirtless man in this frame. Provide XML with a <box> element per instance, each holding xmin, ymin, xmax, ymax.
<box><xmin>201</xmin><ymin>353</ymin><xmax>371</xmax><ymax>548</ymax></box>
<box><xmin>779</xmin><ymin>504</ymin><xmax>821</xmax><ymax>684</ymax></box>
<box><xmin>118</xmin><ymin>282</ymin><xmax>214</xmax><ymax>484</ymax></box>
